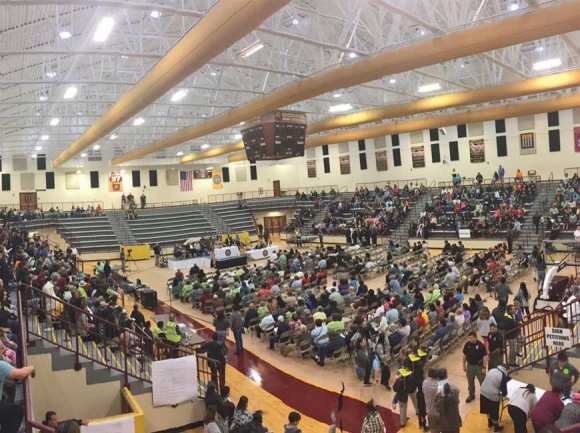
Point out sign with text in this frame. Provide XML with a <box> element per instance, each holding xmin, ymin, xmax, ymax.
<box><xmin>575</xmin><ymin>127</ymin><xmax>580</xmax><ymax>153</ymax></box>
<box><xmin>458</xmin><ymin>229</ymin><xmax>471</xmax><ymax>239</ymax></box>
<box><xmin>545</xmin><ymin>326</ymin><xmax>572</xmax><ymax>349</ymax></box>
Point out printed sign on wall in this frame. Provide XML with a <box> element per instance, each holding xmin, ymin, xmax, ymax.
<box><xmin>339</xmin><ymin>155</ymin><xmax>351</xmax><ymax>175</ymax></box>
<box><xmin>375</xmin><ymin>150</ymin><xmax>388</xmax><ymax>171</ymax></box>
<box><xmin>307</xmin><ymin>159</ymin><xmax>317</xmax><ymax>178</ymax></box>
<box><xmin>469</xmin><ymin>139</ymin><xmax>485</xmax><ymax>163</ymax></box>
<box><xmin>411</xmin><ymin>146</ymin><xmax>425</xmax><ymax>168</ymax></box>
<box><xmin>520</xmin><ymin>132</ymin><xmax>537</xmax><ymax>155</ymax></box>
<box><xmin>108</xmin><ymin>171</ymin><xmax>123</xmax><ymax>192</ymax></box>
<box><xmin>574</xmin><ymin>127</ymin><xmax>580</xmax><ymax>153</ymax></box>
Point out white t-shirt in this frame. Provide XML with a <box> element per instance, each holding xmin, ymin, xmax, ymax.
<box><xmin>574</xmin><ymin>229</ymin><xmax>580</xmax><ymax>241</ymax></box>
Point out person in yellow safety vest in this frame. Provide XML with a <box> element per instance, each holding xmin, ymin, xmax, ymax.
<box><xmin>295</xmin><ymin>229</ymin><xmax>302</xmax><ymax>247</ymax></box>
<box><xmin>165</xmin><ymin>314</ymin><xmax>182</xmax><ymax>358</ymax></box>
<box><xmin>152</xmin><ymin>321</ymin><xmax>165</xmax><ymax>340</ymax></box>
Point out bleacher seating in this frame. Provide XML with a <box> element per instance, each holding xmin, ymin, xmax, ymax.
<box><xmin>59</xmin><ymin>217</ymin><xmax>119</xmax><ymax>253</ymax></box>
<box><xmin>210</xmin><ymin>202</ymin><xmax>256</xmax><ymax>235</ymax></box>
<box><xmin>127</xmin><ymin>206</ymin><xmax>216</xmax><ymax>246</ymax></box>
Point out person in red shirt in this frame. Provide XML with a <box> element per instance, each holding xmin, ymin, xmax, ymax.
<box><xmin>200</xmin><ymin>290</ymin><xmax>213</xmax><ymax>312</ymax></box>
<box><xmin>258</xmin><ymin>284</ymin><xmax>271</xmax><ymax>297</ymax></box>
<box><xmin>529</xmin><ymin>386</ymin><xmax>565</xmax><ymax>431</ymax></box>
<box><xmin>416</xmin><ymin>310</ymin><xmax>426</xmax><ymax>328</ymax></box>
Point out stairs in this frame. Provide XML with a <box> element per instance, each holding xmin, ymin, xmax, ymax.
<box><xmin>197</xmin><ymin>204</ymin><xmax>231</xmax><ymax>235</ymax></box>
<box><xmin>391</xmin><ymin>192</ymin><xmax>432</xmax><ymax>242</ymax></box>
<box><xmin>519</xmin><ymin>182</ymin><xmax>551</xmax><ymax>252</ymax></box>
<box><xmin>106</xmin><ymin>211</ymin><xmax>139</xmax><ymax>245</ymax></box>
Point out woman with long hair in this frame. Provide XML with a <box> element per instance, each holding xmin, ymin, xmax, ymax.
<box><xmin>203</xmin><ymin>406</ymin><xmax>221</xmax><ymax>433</ymax></box>
<box><xmin>231</xmin><ymin>396</ymin><xmax>253</xmax><ymax>429</ymax></box>
<box><xmin>362</xmin><ymin>399</ymin><xmax>386</xmax><ymax>432</ymax></box>
<box><xmin>374</xmin><ymin>333</ymin><xmax>392</xmax><ymax>391</ymax></box>
<box><xmin>477</xmin><ymin>307</ymin><xmax>496</xmax><ymax>352</ymax></box>
<box><xmin>55</xmin><ymin>421</ymin><xmax>81</xmax><ymax>433</ymax></box>
<box><xmin>434</xmin><ymin>383</ymin><xmax>462</xmax><ymax>433</ymax></box>
<box><xmin>508</xmin><ymin>384</ymin><xmax>537</xmax><ymax>433</ymax></box>
<box><xmin>517</xmin><ymin>282</ymin><xmax>531</xmax><ymax>316</ymax></box>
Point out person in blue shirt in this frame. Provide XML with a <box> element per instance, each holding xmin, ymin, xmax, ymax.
<box><xmin>498</xmin><ymin>165</ymin><xmax>505</xmax><ymax>184</ymax></box>
<box><xmin>0</xmin><ymin>356</ymin><xmax>35</xmax><ymax>432</ymax></box>
<box><xmin>428</xmin><ymin>318</ymin><xmax>449</xmax><ymax>348</ymax></box>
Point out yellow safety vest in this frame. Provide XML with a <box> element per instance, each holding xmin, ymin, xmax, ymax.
<box><xmin>165</xmin><ymin>322</ymin><xmax>181</xmax><ymax>343</ymax></box>
<box><xmin>152</xmin><ymin>326</ymin><xmax>162</xmax><ymax>340</ymax></box>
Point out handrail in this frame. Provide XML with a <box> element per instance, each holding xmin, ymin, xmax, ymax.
<box><xmin>437</xmin><ymin>175</ymin><xmax>541</xmax><ymax>188</ymax></box>
<box><xmin>356</xmin><ymin>178</ymin><xmax>427</xmax><ymax>190</ymax></box>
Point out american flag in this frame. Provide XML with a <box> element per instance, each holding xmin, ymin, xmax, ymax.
<box><xmin>180</xmin><ymin>171</ymin><xmax>193</xmax><ymax>192</ymax></box>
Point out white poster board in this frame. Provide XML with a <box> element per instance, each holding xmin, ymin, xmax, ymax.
<box><xmin>545</xmin><ymin>326</ymin><xmax>573</xmax><ymax>349</ymax></box>
<box><xmin>152</xmin><ymin>355</ymin><xmax>198</xmax><ymax>407</ymax></box>
<box><xmin>82</xmin><ymin>416</ymin><xmax>135</xmax><ymax>433</ymax></box>
<box><xmin>458</xmin><ymin>229</ymin><xmax>471</xmax><ymax>239</ymax></box>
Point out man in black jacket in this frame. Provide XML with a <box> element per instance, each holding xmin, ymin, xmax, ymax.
<box><xmin>504</xmin><ymin>304</ymin><xmax>521</xmax><ymax>367</ymax></box>
<box><xmin>197</xmin><ymin>332</ymin><xmax>227</xmax><ymax>389</ymax></box>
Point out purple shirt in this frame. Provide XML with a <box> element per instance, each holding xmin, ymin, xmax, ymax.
<box><xmin>529</xmin><ymin>391</ymin><xmax>564</xmax><ymax>428</ymax></box>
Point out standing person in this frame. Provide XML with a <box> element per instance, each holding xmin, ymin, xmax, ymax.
<box><xmin>477</xmin><ymin>307</ymin><xmax>496</xmax><ymax>353</ymax></box>
<box><xmin>536</xmin><ymin>255</ymin><xmax>547</xmax><ymax>289</ymax></box>
<box><xmin>263</xmin><ymin>229</ymin><xmax>270</xmax><ymax>246</ymax></box>
<box><xmin>516</xmin><ymin>282</ymin><xmax>531</xmax><ymax>317</ymax></box>
<box><xmin>487</xmin><ymin>323</ymin><xmax>504</xmax><ymax>370</ymax></box>
<box><xmin>318</xmin><ymin>229</ymin><xmax>324</xmax><ymax>248</ymax></box>
<box><xmin>532</xmin><ymin>212</ymin><xmax>541</xmax><ymax>235</ymax></box>
<box><xmin>506</xmin><ymin>227</ymin><xmax>514</xmax><ymax>255</ymax></box>
<box><xmin>0</xmin><ymin>359</ymin><xmax>35</xmax><ymax>433</ymax></box>
<box><xmin>153</xmin><ymin>243</ymin><xmax>161</xmax><ymax>266</ymax></box>
<box><xmin>498</xmin><ymin>165</ymin><xmax>505</xmax><ymax>185</ymax></box>
<box><xmin>463</xmin><ymin>331</ymin><xmax>488</xmax><ymax>403</ymax></box>
<box><xmin>496</xmin><ymin>277</ymin><xmax>513</xmax><ymax>304</ymax></box>
<box><xmin>530</xmin><ymin>386</ymin><xmax>565</xmax><ymax>432</ymax></box>
<box><xmin>504</xmin><ymin>304</ymin><xmax>522</xmax><ymax>367</ymax></box>
<box><xmin>549</xmin><ymin>352</ymin><xmax>579</xmax><ymax>399</ymax></box>
<box><xmin>197</xmin><ymin>333</ymin><xmax>227</xmax><ymax>389</ymax></box>
<box><xmin>374</xmin><ymin>333</ymin><xmax>391</xmax><ymax>391</ymax></box>
<box><xmin>480</xmin><ymin>364</ymin><xmax>509</xmax><ymax>432</ymax></box>
<box><xmin>508</xmin><ymin>384</ymin><xmax>537</xmax><ymax>433</ymax></box>
<box><xmin>104</xmin><ymin>260</ymin><xmax>112</xmax><ymax>279</ymax></box>
<box><xmin>434</xmin><ymin>383</ymin><xmax>462</xmax><ymax>433</ymax></box>
<box><xmin>361</xmin><ymin>400</ymin><xmax>385</xmax><ymax>433</ymax></box>
<box><xmin>393</xmin><ymin>367</ymin><xmax>418</xmax><ymax>428</ymax></box>
<box><xmin>213</xmin><ymin>310</ymin><xmax>229</xmax><ymax>346</ymax></box>
<box><xmin>120</xmin><ymin>247</ymin><xmax>126</xmax><ymax>270</ymax></box>
<box><xmin>140</xmin><ymin>192</ymin><xmax>146</xmax><ymax>209</ymax></box>
<box><xmin>257</xmin><ymin>222</ymin><xmax>264</xmax><ymax>239</ymax></box>
<box><xmin>230</xmin><ymin>304</ymin><xmax>244</xmax><ymax>355</ymax></box>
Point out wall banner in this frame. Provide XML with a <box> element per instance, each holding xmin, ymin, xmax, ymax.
<box><xmin>411</xmin><ymin>146</ymin><xmax>425</xmax><ymax>168</ymax></box>
<box><xmin>574</xmin><ymin>127</ymin><xmax>580</xmax><ymax>153</ymax></box>
<box><xmin>108</xmin><ymin>171</ymin><xmax>123</xmax><ymax>192</ymax></box>
<box><xmin>339</xmin><ymin>155</ymin><xmax>351</xmax><ymax>175</ymax></box>
<box><xmin>375</xmin><ymin>150</ymin><xmax>388</xmax><ymax>171</ymax></box>
<box><xmin>520</xmin><ymin>132</ymin><xmax>536</xmax><ymax>155</ymax></box>
<box><xmin>469</xmin><ymin>139</ymin><xmax>485</xmax><ymax>163</ymax></box>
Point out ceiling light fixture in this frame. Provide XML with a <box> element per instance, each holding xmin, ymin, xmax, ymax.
<box><xmin>63</xmin><ymin>86</ymin><xmax>78</xmax><ymax>99</ymax></box>
<box><xmin>39</xmin><ymin>95</ymin><xmax>48</xmax><ymax>101</ymax></box>
<box><xmin>110</xmin><ymin>134</ymin><xmax>118</xmax><ymax>139</ymax></box>
<box><xmin>201</xmin><ymin>144</ymin><xmax>210</xmax><ymax>149</ymax></box>
<box><xmin>348</xmin><ymin>52</ymin><xmax>357</xmax><ymax>59</ymax></box>
<box><xmin>121</xmin><ymin>55</ymin><xmax>128</xmax><ymax>59</ymax></box>
<box><xmin>176</xmin><ymin>151</ymin><xmax>184</xmax><ymax>156</ymax></box>
<box><xmin>510</xmin><ymin>2</ymin><xmax>519</xmax><ymax>11</ymax></box>
<box><xmin>328</xmin><ymin>103</ymin><xmax>353</xmax><ymax>113</ymax></box>
<box><xmin>418</xmin><ymin>83</ymin><xmax>441</xmax><ymax>93</ymax></box>
<box><xmin>59</xmin><ymin>31</ymin><xmax>72</xmax><ymax>39</ymax></box>
<box><xmin>50</xmin><ymin>118</ymin><xmax>60</xmax><ymax>126</ymax></box>
<box><xmin>292</xmin><ymin>19</ymin><xmax>299</xmax><ymax>25</ymax></box>
<box><xmin>32</xmin><ymin>154</ymin><xmax>37</xmax><ymax>159</ymax></box>
<box><xmin>332</xmin><ymin>92</ymin><xmax>342</xmax><ymax>98</ymax></box>
<box><xmin>234</xmin><ymin>133</ymin><xmax>242</xmax><ymax>140</ymax></box>
<box><xmin>389</xmin><ymin>78</ymin><xmax>396</xmax><ymax>84</ymax></box>
<box><xmin>150</xmin><ymin>11</ymin><xmax>160</xmax><ymax>18</ymax></box>
<box><xmin>240</xmin><ymin>41</ymin><xmax>264</xmax><ymax>58</ymax></box>
<box><xmin>93</xmin><ymin>144</ymin><xmax>101</xmax><ymax>150</ymax></box>
<box><xmin>240</xmin><ymin>122</ymin><xmax>245</xmax><ymax>125</ymax></box>
<box><xmin>533</xmin><ymin>58</ymin><xmax>562</xmax><ymax>70</ymax></box>
<box><xmin>211</xmin><ymin>71</ymin><xmax>217</xmax><ymax>76</ymax></box>
<box><xmin>81</xmin><ymin>153</ymin><xmax>87</xmax><ymax>157</ymax></box>
<box><xmin>93</xmin><ymin>17</ymin><xmax>115</xmax><ymax>42</ymax></box>
<box><xmin>133</xmin><ymin>117</ymin><xmax>145</xmax><ymax>126</ymax></box>
<box><xmin>35</xmin><ymin>146</ymin><xmax>42</xmax><ymax>151</ymax></box>
<box><xmin>170</xmin><ymin>89</ymin><xmax>188</xmax><ymax>102</ymax></box>
<box><xmin>41</xmin><ymin>135</ymin><xmax>49</xmax><ymax>140</ymax></box>
<box><xmin>45</xmin><ymin>71</ymin><xmax>57</xmax><ymax>78</ymax></box>
<box><xmin>537</xmin><ymin>46</ymin><xmax>544</xmax><ymax>52</ymax></box>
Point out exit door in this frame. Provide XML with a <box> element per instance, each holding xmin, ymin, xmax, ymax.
<box><xmin>264</xmin><ymin>216</ymin><xmax>286</xmax><ymax>236</ymax></box>
<box><xmin>273</xmin><ymin>180</ymin><xmax>281</xmax><ymax>197</ymax></box>
<box><xmin>20</xmin><ymin>192</ymin><xmax>38</xmax><ymax>211</ymax></box>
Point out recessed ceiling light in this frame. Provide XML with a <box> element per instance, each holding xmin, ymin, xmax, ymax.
<box><xmin>389</xmin><ymin>78</ymin><xmax>396</xmax><ymax>84</ymax></box>
<box><xmin>510</xmin><ymin>2</ymin><xmax>519</xmax><ymax>11</ymax></box>
<box><xmin>533</xmin><ymin>58</ymin><xmax>562</xmax><ymax>70</ymax></box>
<box><xmin>32</xmin><ymin>154</ymin><xmax>37</xmax><ymax>159</ymax></box>
<box><xmin>240</xmin><ymin>41</ymin><xmax>264</xmax><ymax>58</ymax></box>
<box><xmin>93</xmin><ymin>17</ymin><xmax>115</xmax><ymax>42</ymax></box>
<box><xmin>93</xmin><ymin>144</ymin><xmax>101</xmax><ymax>150</ymax></box>
<box><xmin>292</xmin><ymin>19</ymin><xmax>299</xmax><ymax>25</ymax></box>
<box><xmin>59</xmin><ymin>31</ymin><xmax>72</xmax><ymax>39</ymax></box>
<box><xmin>234</xmin><ymin>133</ymin><xmax>242</xmax><ymax>140</ymax></box>
<box><xmin>76</xmin><ymin>169</ymin><xmax>81</xmax><ymax>174</ymax></box>
<box><xmin>50</xmin><ymin>118</ymin><xmax>60</xmax><ymax>126</ymax></box>
<box><xmin>537</xmin><ymin>46</ymin><xmax>544</xmax><ymax>52</ymax></box>
<box><xmin>77</xmin><ymin>111</ymin><xmax>83</xmax><ymax>115</ymax></box>
<box><xmin>39</xmin><ymin>95</ymin><xmax>48</xmax><ymax>101</ymax></box>
<box><xmin>133</xmin><ymin>117</ymin><xmax>145</xmax><ymax>126</ymax></box>
<box><xmin>46</xmin><ymin>71</ymin><xmax>57</xmax><ymax>78</ymax></box>
<box><xmin>40</xmin><ymin>135</ymin><xmax>49</xmax><ymax>140</ymax></box>
<box><xmin>81</xmin><ymin>153</ymin><xmax>87</xmax><ymax>157</ymax></box>
<box><xmin>420</xmin><ymin>30</ymin><xmax>425</xmax><ymax>35</ymax></box>
<box><xmin>150</xmin><ymin>10</ymin><xmax>160</xmax><ymax>18</ymax></box>
<box><xmin>328</xmin><ymin>103</ymin><xmax>353</xmax><ymax>113</ymax></box>
<box><xmin>201</xmin><ymin>144</ymin><xmax>210</xmax><ymax>149</ymax></box>
<box><xmin>202</xmin><ymin>114</ymin><xmax>207</xmax><ymax>118</ymax></box>
<box><xmin>176</xmin><ymin>151</ymin><xmax>184</xmax><ymax>156</ymax></box>
<box><xmin>348</xmin><ymin>52</ymin><xmax>357</xmax><ymax>59</ymax></box>
<box><xmin>110</xmin><ymin>134</ymin><xmax>117</xmax><ymax>139</ymax></box>
<box><xmin>121</xmin><ymin>55</ymin><xmax>128</xmax><ymax>59</ymax></box>
<box><xmin>240</xmin><ymin>121</ymin><xmax>245</xmax><ymax>125</ymax></box>
<box><xmin>170</xmin><ymin>89</ymin><xmax>188</xmax><ymax>102</ymax></box>
<box><xmin>206</xmin><ymin>167</ymin><xmax>213</xmax><ymax>170</ymax></box>
<box><xmin>211</xmin><ymin>71</ymin><xmax>218</xmax><ymax>76</ymax></box>
<box><xmin>63</xmin><ymin>86</ymin><xmax>78</xmax><ymax>99</ymax></box>
<box><xmin>418</xmin><ymin>83</ymin><xmax>441</xmax><ymax>93</ymax></box>
<box><xmin>460</xmin><ymin>63</ymin><xmax>465</xmax><ymax>68</ymax></box>
<box><xmin>332</xmin><ymin>92</ymin><xmax>342</xmax><ymax>98</ymax></box>
<box><xmin>35</xmin><ymin>146</ymin><xmax>42</xmax><ymax>151</ymax></box>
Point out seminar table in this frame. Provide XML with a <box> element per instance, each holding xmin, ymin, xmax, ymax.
<box><xmin>247</xmin><ymin>245</ymin><xmax>278</xmax><ymax>260</ymax></box>
<box><xmin>167</xmin><ymin>257</ymin><xmax>211</xmax><ymax>270</ymax></box>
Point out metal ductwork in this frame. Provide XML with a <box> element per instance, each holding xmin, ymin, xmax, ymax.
<box><xmin>52</xmin><ymin>0</ymin><xmax>291</xmax><ymax>167</ymax></box>
<box><xmin>109</xmin><ymin>0</ymin><xmax>580</xmax><ymax>165</ymax></box>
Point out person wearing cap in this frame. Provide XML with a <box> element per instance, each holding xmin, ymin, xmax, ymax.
<box><xmin>480</xmin><ymin>364</ymin><xmax>509</xmax><ymax>432</ymax></box>
<box><xmin>463</xmin><ymin>331</ymin><xmax>488</xmax><ymax>403</ymax></box>
<box><xmin>269</xmin><ymin>316</ymin><xmax>290</xmax><ymax>350</ymax></box>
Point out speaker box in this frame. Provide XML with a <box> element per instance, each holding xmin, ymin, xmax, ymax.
<box><xmin>141</xmin><ymin>289</ymin><xmax>158</xmax><ymax>309</ymax></box>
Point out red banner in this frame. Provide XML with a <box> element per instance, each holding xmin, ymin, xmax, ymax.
<box><xmin>575</xmin><ymin>127</ymin><xmax>580</xmax><ymax>153</ymax></box>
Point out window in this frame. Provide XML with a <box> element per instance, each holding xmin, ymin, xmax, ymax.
<box><xmin>149</xmin><ymin>170</ymin><xmax>158</xmax><ymax>187</ymax></box>
<box><xmin>46</xmin><ymin>172</ymin><xmax>55</xmax><ymax>189</ymax></box>
<box><xmin>322</xmin><ymin>145</ymin><xmax>329</xmax><ymax>156</ymax></box>
<box><xmin>548</xmin><ymin>111</ymin><xmax>560</xmax><ymax>127</ymax></box>
<box><xmin>323</xmin><ymin>157</ymin><xmax>331</xmax><ymax>173</ymax></box>
<box><xmin>359</xmin><ymin>153</ymin><xmax>368</xmax><ymax>170</ymax></box>
<box><xmin>457</xmin><ymin>124</ymin><xmax>467</xmax><ymax>138</ymax></box>
<box><xmin>392</xmin><ymin>148</ymin><xmax>402</xmax><ymax>167</ymax></box>
<box><xmin>90</xmin><ymin>171</ymin><xmax>99</xmax><ymax>189</ymax></box>
<box><xmin>37</xmin><ymin>154</ymin><xmax>47</xmax><ymax>171</ymax></box>
<box><xmin>358</xmin><ymin>140</ymin><xmax>366</xmax><ymax>152</ymax></box>
<box><xmin>222</xmin><ymin>167</ymin><xmax>230</xmax><ymax>183</ymax></box>
<box><xmin>495</xmin><ymin>119</ymin><xmax>506</xmax><ymax>134</ymax></box>
<box><xmin>0</xmin><ymin>156</ymin><xmax>2</xmax><ymax>172</ymax></box>
<box><xmin>391</xmin><ymin>134</ymin><xmax>400</xmax><ymax>147</ymax></box>
<box><xmin>431</xmin><ymin>143</ymin><xmax>441</xmax><ymax>163</ymax></box>
<box><xmin>132</xmin><ymin>170</ymin><xmax>141</xmax><ymax>188</ymax></box>
<box><xmin>496</xmin><ymin>136</ymin><xmax>508</xmax><ymax>157</ymax></box>
<box><xmin>1</xmin><ymin>174</ymin><xmax>10</xmax><ymax>191</ymax></box>
<box><xmin>549</xmin><ymin>129</ymin><xmax>561</xmax><ymax>152</ymax></box>
<box><xmin>250</xmin><ymin>165</ymin><xmax>257</xmax><ymax>180</ymax></box>
<box><xmin>449</xmin><ymin>141</ymin><xmax>459</xmax><ymax>161</ymax></box>
<box><xmin>429</xmin><ymin>128</ymin><xmax>439</xmax><ymax>142</ymax></box>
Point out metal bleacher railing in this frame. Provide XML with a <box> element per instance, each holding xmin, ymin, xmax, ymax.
<box><xmin>19</xmin><ymin>284</ymin><xmax>220</xmax><ymax>431</ymax></box>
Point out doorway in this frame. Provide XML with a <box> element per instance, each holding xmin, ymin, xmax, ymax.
<box><xmin>263</xmin><ymin>215</ymin><xmax>286</xmax><ymax>236</ymax></box>
<box><xmin>19</xmin><ymin>192</ymin><xmax>38</xmax><ymax>211</ymax></box>
<box><xmin>273</xmin><ymin>180</ymin><xmax>281</xmax><ymax>197</ymax></box>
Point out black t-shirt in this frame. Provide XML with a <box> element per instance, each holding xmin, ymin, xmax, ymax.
<box><xmin>462</xmin><ymin>340</ymin><xmax>487</xmax><ymax>365</ymax></box>
<box><xmin>488</xmin><ymin>331</ymin><xmax>504</xmax><ymax>355</ymax></box>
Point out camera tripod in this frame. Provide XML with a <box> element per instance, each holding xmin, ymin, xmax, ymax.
<box><xmin>123</xmin><ymin>249</ymin><xmax>140</xmax><ymax>274</ymax></box>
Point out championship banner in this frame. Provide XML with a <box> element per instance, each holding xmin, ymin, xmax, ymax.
<box><xmin>575</xmin><ymin>127</ymin><xmax>580</xmax><ymax>152</ymax></box>
<box><xmin>411</xmin><ymin>146</ymin><xmax>425</xmax><ymax>168</ymax></box>
<box><xmin>108</xmin><ymin>171</ymin><xmax>123</xmax><ymax>192</ymax></box>
<box><xmin>469</xmin><ymin>139</ymin><xmax>485</xmax><ymax>163</ymax></box>
<box><xmin>339</xmin><ymin>155</ymin><xmax>351</xmax><ymax>175</ymax></box>
<box><xmin>375</xmin><ymin>150</ymin><xmax>388</xmax><ymax>171</ymax></box>
<box><xmin>212</xmin><ymin>170</ymin><xmax>223</xmax><ymax>189</ymax></box>
<box><xmin>307</xmin><ymin>159</ymin><xmax>316</xmax><ymax>178</ymax></box>
<box><xmin>520</xmin><ymin>132</ymin><xmax>536</xmax><ymax>155</ymax></box>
